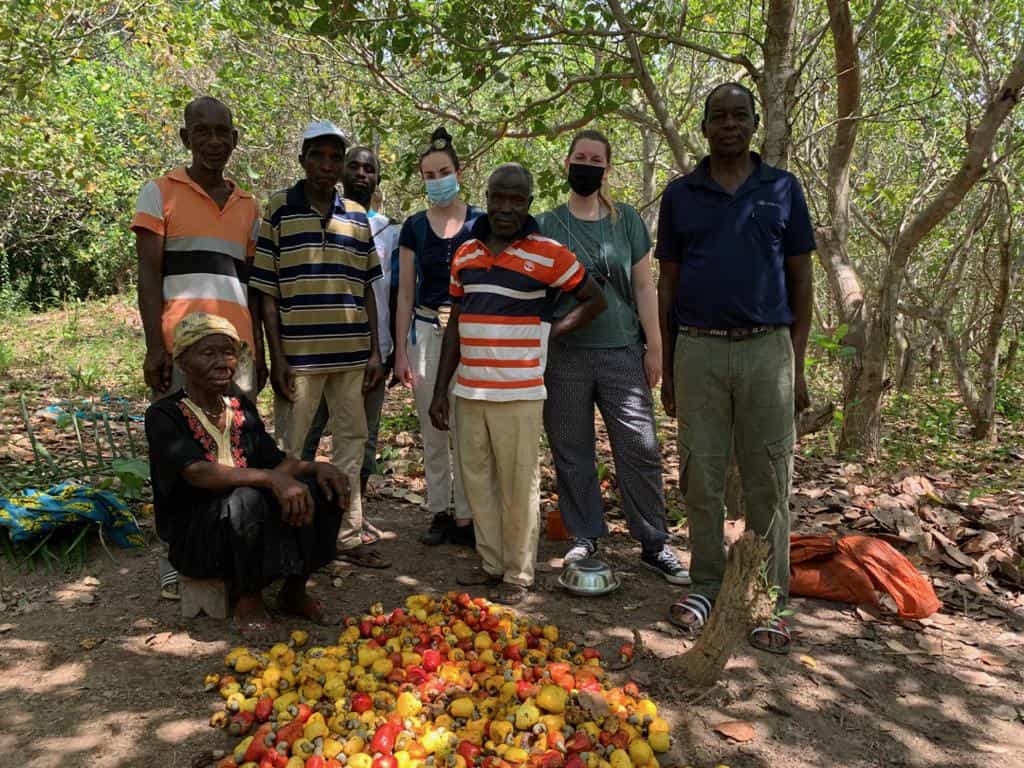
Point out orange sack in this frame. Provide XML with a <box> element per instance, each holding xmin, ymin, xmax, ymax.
<box><xmin>789</xmin><ymin>534</ymin><xmax>941</xmax><ymax>619</ymax></box>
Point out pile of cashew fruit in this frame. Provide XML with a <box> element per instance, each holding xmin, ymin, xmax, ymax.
<box><xmin>202</xmin><ymin>593</ymin><xmax>673</xmax><ymax>768</ymax></box>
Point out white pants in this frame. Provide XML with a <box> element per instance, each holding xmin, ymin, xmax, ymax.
<box><xmin>409</xmin><ymin>309</ymin><xmax>470</xmax><ymax>520</ymax></box>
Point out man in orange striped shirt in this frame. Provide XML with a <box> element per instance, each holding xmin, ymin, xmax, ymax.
<box><xmin>429</xmin><ymin>163</ymin><xmax>606</xmax><ymax>605</ymax></box>
<box><xmin>132</xmin><ymin>96</ymin><xmax>261</xmax><ymax>402</ymax></box>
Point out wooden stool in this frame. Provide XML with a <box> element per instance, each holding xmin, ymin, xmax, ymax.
<box><xmin>180</xmin><ymin>577</ymin><xmax>229</xmax><ymax>619</ymax></box>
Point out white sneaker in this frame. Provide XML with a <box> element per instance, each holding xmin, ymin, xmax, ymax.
<box><xmin>563</xmin><ymin>538</ymin><xmax>598</xmax><ymax>564</ymax></box>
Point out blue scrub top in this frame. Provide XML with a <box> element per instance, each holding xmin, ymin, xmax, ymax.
<box><xmin>655</xmin><ymin>153</ymin><xmax>816</xmax><ymax>329</ymax></box>
<box><xmin>398</xmin><ymin>206</ymin><xmax>482</xmax><ymax>309</ymax></box>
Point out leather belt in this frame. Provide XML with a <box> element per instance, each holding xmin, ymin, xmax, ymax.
<box><xmin>678</xmin><ymin>325</ymin><xmax>777</xmax><ymax>340</ymax></box>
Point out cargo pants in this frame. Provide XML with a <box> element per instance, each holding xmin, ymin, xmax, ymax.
<box><xmin>673</xmin><ymin>327</ymin><xmax>795</xmax><ymax>602</ymax></box>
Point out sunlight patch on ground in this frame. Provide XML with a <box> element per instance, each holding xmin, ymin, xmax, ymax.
<box><xmin>117</xmin><ymin>632</ymin><xmax>230</xmax><ymax>659</ymax></box>
<box><xmin>27</xmin><ymin>709</ymin><xmax>168</xmax><ymax>768</ymax></box>
<box><xmin>155</xmin><ymin>716</ymin><xmax>208</xmax><ymax>743</ymax></box>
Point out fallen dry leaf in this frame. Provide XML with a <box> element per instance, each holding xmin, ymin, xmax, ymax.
<box><xmin>962</xmin><ymin>531</ymin><xmax>1001</xmax><ymax>555</ymax></box>
<box><xmin>896</xmin><ymin>475</ymin><xmax>935</xmax><ymax>499</ymax></box>
<box><xmin>713</xmin><ymin>721</ymin><xmax>757</xmax><ymax>743</ymax></box>
<box><xmin>79</xmin><ymin>637</ymin><xmax>104</xmax><ymax>650</ymax></box>
<box><xmin>952</xmin><ymin>668</ymin><xmax>1000</xmax><ymax>687</ymax></box>
<box><xmin>915</xmin><ymin>634</ymin><xmax>944</xmax><ymax>656</ymax></box>
<box><xmin>884</xmin><ymin>639</ymin><xmax>917</xmax><ymax>654</ymax></box>
<box><xmin>979</xmin><ymin>653</ymin><xmax>1010</xmax><ymax>667</ymax></box>
<box><xmin>855</xmin><ymin>603</ymin><xmax>882</xmax><ymax>622</ymax></box>
<box><xmin>798</xmin><ymin>654</ymin><xmax>817</xmax><ymax>669</ymax></box>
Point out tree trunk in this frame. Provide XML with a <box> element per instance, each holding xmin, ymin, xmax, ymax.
<box><xmin>640</xmin><ymin>122</ymin><xmax>658</xmax><ymax>232</ymax></box>
<box><xmin>758</xmin><ymin>0</ymin><xmax>800</xmax><ymax>167</ymax></box>
<box><xmin>893</xmin><ymin>314</ymin><xmax>912</xmax><ymax>391</ymax></box>
<box><xmin>1006</xmin><ymin>337</ymin><xmax>1020</xmax><ymax>374</ymax></box>
<box><xmin>897</xmin><ymin>345</ymin><xmax>920</xmax><ymax>393</ymax></box>
<box><xmin>837</xmin><ymin>38</ymin><xmax>1024</xmax><ymax>456</ymax></box>
<box><xmin>839</xmin><ymin>313</ymin><xmax>887</xmax><ymax>457</ymax></box>
<box><xmin>953</xmin><ymin>180</ymin><xmax>1020</xmax><ymax>444</ymax></box>
<box><xmin>666</xmin><ymin>532</ymin><xmax>773</xmax><ymax>688</ymax></box>
<box><xmin>929</xmin><ymin>341</ymin><xmax>943</xmax><ymax>383</ymax></box>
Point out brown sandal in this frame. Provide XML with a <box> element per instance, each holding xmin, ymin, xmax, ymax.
<box><xmin>337</xmin><ymin>545</ymin><xmax>391</xmax><ymax>569</ymax></box>
<box><xmin>490</xmin><ymin>583</ymin><xmax>529</xmax><ymax>605</ymax></box>
<box><xmin>456</xmin><ymin>565</ymin><xmax>502</xmax><ymax>586</ymax></box>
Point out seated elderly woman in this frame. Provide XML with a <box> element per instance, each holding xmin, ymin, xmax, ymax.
<box><xmin>145</xmin><ymin>313</ymin><xmax>348</xmax><ymax>634</ymax></box>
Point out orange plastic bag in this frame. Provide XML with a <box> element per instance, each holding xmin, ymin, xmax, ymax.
<box><xmin>790</xmin><ymin>534</ymin><xmax>941</xmax><ymax>619</ymax></box>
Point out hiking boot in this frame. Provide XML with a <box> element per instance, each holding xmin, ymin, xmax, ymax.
<box><xmin>641</xmin><ymin>546</ymin><xmax>691</xmax><ymax>585</ymax></box>
<box><xmin>419</xmin><ymin>511</ymin><xmax>454</xmax><ymax>545</ymax></box>
<box><xmin>563</xmin><ymin>537</ymin><xmax>598</xmax><ymax>564</ymax></box>
<box><xmin>449</xmin><ymin>522</ymin><xmax>476</xmax><ymax>547</ymax></box>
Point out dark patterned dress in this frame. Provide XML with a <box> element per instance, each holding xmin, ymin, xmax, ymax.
<box><xmin>145</xmin><ymin>391</ymin><xmax>341</xmax><ymax>592</ymax></box>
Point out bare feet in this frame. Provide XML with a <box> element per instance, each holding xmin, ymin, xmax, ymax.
<box><xmin>278</xmin><ymin>577</ymin><xmax>334</xmax><ymax>626</ymax></box>
<box><xmin>233</xmin><ymin>594</ymin><xmax>272</xmax><ymax>638</ymax></box>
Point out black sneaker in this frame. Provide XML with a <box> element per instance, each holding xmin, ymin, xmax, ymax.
<box><xmin>449</xmin><ymin>522</ymin><xmax>476</xmax><ymax>547</ymax></box>
<box><xmin>641</xmin><ymin>546</ymin><xmax>691</xmax><ymax>585</ymax></box>
<box><xmin>563</xmin><ymin>537</ymin><xmax>598</xmax><ymax>564</ymax></box>
<box><xmin>419</xmin><ymin>512</ymin><xmax>454</xmax><ymax>545</ymax></box>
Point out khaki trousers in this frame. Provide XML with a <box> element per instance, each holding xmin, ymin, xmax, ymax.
<box><xmin>409</xmin><ymin>310</ymin><xmax>471</xmax><ymax>520</ymax></box>
<box><xmin>673</xmin><ymin>328</ymin><xmax>795</xmax><ymax>602</ymax></box>
<box><xmin>455</xmin><ymin>397</ymin><xmax>543</xmax><ymax>587</ymax></box>
<box><xmin>275</xmin><ymin>369</ymin><xmax>367</xmax><ymax>551</ymax></box>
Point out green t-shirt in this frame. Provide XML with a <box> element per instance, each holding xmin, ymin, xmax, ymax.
<box><xmin>536</xmin><ymin>202</ymin><xmax>652</xmax><ymax>349</ymax></box>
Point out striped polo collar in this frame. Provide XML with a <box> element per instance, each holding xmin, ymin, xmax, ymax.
<box><xmin>167</xmin><ymin>167</ymin><xmax>253</xmax><ymax>202</ymax></box>
<box><xmin>285</xmin><ymin>179</ymin><xmax>350</xmax><ymax>217</ymax></box>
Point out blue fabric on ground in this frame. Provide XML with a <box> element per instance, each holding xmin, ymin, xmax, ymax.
<box><xmin>0</xmin><ymin>482</ymin><xmax>144</xmax><ymax>547</ymax></box>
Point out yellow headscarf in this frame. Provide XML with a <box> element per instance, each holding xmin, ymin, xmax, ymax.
<box><xmin>172</xmin><ymin>312</ymin><xmax>248</xmax><ymax>360</ymax></box>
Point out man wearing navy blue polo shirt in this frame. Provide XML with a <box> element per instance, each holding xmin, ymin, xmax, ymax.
<box><xmin>656</xmin><ymin>83</ymin><xmax>815</xmax><ymax>654</ymax></box>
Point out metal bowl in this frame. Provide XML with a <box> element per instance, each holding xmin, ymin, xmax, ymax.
<box><xmin>558</xmin><ymin>558</ymin><xmax>621</xmax><ymax>596</ymax></box>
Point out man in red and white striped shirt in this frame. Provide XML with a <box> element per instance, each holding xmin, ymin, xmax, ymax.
<box><xmin>429</xmin><ymin>163</ymin><xmax>607</xmax><ymax>605</ymax></box>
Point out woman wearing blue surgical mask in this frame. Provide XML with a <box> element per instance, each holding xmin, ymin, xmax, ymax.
<box><xmin>536</xmin><ymin>129</ymin><xmax>689</xmax><ymax>585</ymax></box>
<box><xmin>394</xmin><ymin>127</ymin><xmax>482</xmax><ymax>547</ymax></box>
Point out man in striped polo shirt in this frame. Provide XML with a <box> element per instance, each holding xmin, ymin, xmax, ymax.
<box><xmin>251</xmin><ymin>121</ymin><xmax>388</xmax><ymax>569</ymax></box>
<box><xmin>133</xmin><ymin>96</ymin><xmax>261</xmax><ymax>402</ymax></box>
<box><xmin>429</xmin><ymin>163</ymin><xmax>607</xmax><ymax>604</ymax></box>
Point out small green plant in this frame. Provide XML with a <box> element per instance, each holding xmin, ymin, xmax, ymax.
<box><xmin>67</xmin><ymin>360</ymin><xmax>102</xmax><ymax>393</ymax></box>
<box><xmin>918</xmin><ymin>399</ymin><xmax>961</xmax><ymax>449</ymax></box>
<box><xmin>380</xmin><ymin>403</ymin><xmax>420</xmax><ymax>434</ymax></box>
<box><xmin>61</xmin><ymin>301</ymin><xmax>82</xmax><ymax>343</ymax></box>
<box><xmin>807</xmin><ymin>323</ymin><xmax>857</xmax><ymax>371</ymax></box>
<box><xmin>110</xmin><ymin>457</ymin><xmax>150</xmax><ymax>499</ymax></box>
<box><xmin>995</xmin><ymin>377</ymin><xmax>1024</xmax><ymax>423</ymax></box>
<box><xmin>0</xmin><ymin>340</ymin><xmax>13</xmax><ymax>376</ymax></box>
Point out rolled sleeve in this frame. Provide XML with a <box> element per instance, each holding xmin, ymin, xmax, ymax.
<box><xmin>249</xmin><ymin>212</ymin><xmax>280</xmax><ymax>297</ymax></box>
<box><xmin>783</xmin><ymin>179</ymin><xmax>817</xmax><ymax>256</ymax></box>
<box><xmin>654</xmin><ymin>184</ymin><xmax>682</xmax><ymax>262</ymax></box>
<box><xmin>130</xmin><ymin>181</ymin><xmax>165</xmax><ymax>236</ymax></box>
<box><xmin>549</xmin><ymin>247</ymin><xmax>585</xmax><ymax>293</ymax></box>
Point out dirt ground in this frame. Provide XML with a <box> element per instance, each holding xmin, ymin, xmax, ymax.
<box><xmin>0</xmin><ymin>299</ymin><xmax>1022</xmax><ymax>767</ymax></box>
<box><xmin>2</xmin><ymin>486</ymin><xmax>1023</xmax><ymax>768</ymax></box>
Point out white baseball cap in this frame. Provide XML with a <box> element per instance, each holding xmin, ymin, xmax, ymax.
<box><xmin>300</xmin><ymin>120</ymin><xmax>349</xmax><ymax>153</ymax></box>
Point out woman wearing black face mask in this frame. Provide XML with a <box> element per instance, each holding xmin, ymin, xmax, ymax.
<box><xmin>536</xmin><ymin>130</ymin><xmax>688</xmax><ymax>585</ymax></box>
